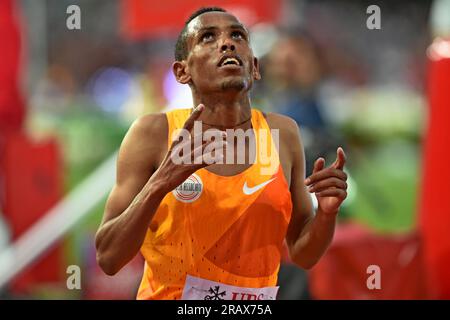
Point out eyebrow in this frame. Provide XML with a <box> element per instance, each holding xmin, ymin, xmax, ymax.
<box><xmin>196</xmin><ymin>23</ymin><xmax>248</xmax><ymax>34</ymax></box>
<box><xmin>229</xmin><ymin>23</ymin><xmax>247</xmax><ymax>32</ymax></box>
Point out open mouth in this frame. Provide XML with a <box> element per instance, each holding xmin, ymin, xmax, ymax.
<box><xmin>218</xmin><ymin>55</ymin><xmax>243</xmax><ymax>67</ymax></box>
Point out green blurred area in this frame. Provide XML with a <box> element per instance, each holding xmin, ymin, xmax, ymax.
<box><xmin>341</xmin><ymin>141</ymin><xmax>420</xmax><ymax>233</ymax></box>
<box><xmin>335</xmin><ymin>89</ymin><xmax>424</xmax><ymax>233</ymax></box>
<box><xmin>61</xmin><ymin>109</ymin><xmax>128</xmax><ymax>269</ymax></box>
<box><xmin>30</xmin><ymin>105</ymin><xmax>129</xmax><ymax>298</ymax></box>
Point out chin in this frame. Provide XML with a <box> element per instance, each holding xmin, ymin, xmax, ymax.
<box><xmin>220</xmin><ymin>78</ymin><xmax>248</xmax><ymax>91</ymax></box>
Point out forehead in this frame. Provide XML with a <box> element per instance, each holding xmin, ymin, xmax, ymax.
<box><xmin>186</xmin><ymin>12</ymin><xmax>245</xmax><ymax>35</ymax></box>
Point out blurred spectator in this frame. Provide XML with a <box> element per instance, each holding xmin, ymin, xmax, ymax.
<box><xmin>263</xmin><ymin>31</ymin><xmax>346</xmax><ymax>175</ymax></box>
<box><xmin>265</xmin><ymin>32</ymin><xmax>324</xmax><ymax>127</ymax></box>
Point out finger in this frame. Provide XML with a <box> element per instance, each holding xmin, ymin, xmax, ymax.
<box><xmin>308</xmin><ymin>177</ymin><xmax>347</xmax><ymax>193</ymax></box>
<box><xmin>172</xmin><ymin>125</ymin><xmax>225</xmax><ymax>152</ymax></box>
<box><xmin>170</xmin><ymin>142</ymin><xmax>192</xmax><ymax>165</ymax></box>
<box><xmin>332</xmin><ymin>147</ymin><xmax>346</xmax><ymax>170</ymax></box>
<box><xmin>192</xmin><ymin>138</ymin><xmax>226</xmax><ymax>160</ymax></box>
<box><xmin>170</xmin><ymin>121</ymin><xmax>205</xmax><ymax>149</ymax></box>
<box><xmin>193</xmin><ymin>139</ymin><xmax>226</xmax><ymax>166</ymax></box>
<box><xmin>182</xmin><ymin>103</ymin><xmax>205</xmax><ymax>132</ymax></box>
<box><xmin>189</xmin><ymin>129</ymin><xmax>226</xmax><ymax>153</ymax></box>
<box><xmin>172</xmin><ymin>131</ymin><xmax>227</xmax><ymax>165</ymax></box>
<box><xmin>170</xmin><ymin>131</ymin><xmax>204</xmax><ymax>155</ymax></box>
<box><xmin>312</xmin><ymin>157</ymin><xmax>325</xmax><ymax>174</ymax></box>
<box><xmin>316</xmin><ymin>188</ymin><xmax>347</xmax><ymax>199</ymax></box>
<box><xmin>305</xmin><ymin>168</ymin><xmax>347</xmax><ymax>186</ymax></box>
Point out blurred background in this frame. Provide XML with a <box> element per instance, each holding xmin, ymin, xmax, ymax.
<box><xmin>0</xmin><ymin>0</ymin><xmax>449</xmax><ymax>299</ymax></box>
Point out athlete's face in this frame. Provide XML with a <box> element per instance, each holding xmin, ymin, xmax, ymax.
<box><xmin>174</xmin><ymin>12</ymin><xmax>261</xmax><ymax>93</ymax></box>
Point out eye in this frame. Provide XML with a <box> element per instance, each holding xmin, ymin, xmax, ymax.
<box><xmin>201</xmin><ymin>32</ymin><xmax>214</xmax><ymax>42</ymax></box>
<box><xmin>231</xmin><ymin>31</ymin><xmax>245</xmax><ymax>40</ymax></box>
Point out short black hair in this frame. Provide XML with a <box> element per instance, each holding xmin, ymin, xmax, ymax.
<box><xmin>175</xmin><ymin>7</ymin><xmax>227</xmax><ymax>61</ymax></box>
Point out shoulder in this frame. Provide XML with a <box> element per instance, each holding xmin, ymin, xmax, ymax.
<box><xmin>122</xmin><ymin>112</ymin><xmax>168</xmax><ymax>151</ymax></box>
<box><xmin>117</xmin><ymin>112</ymin><xmax>168</xmax><ymax>174</ymax></box>
<box><xmin>264</xmin><ymin>112</ymin><xmax>300</xmax><ymax>140</ymax></box>
<box><xmin>127</xmin><ymin>112</ymin><xmax>168</xmax><ymax>141</ymax></box>
<box><xmin>264</xmin><ymin>112</ymin><xmax>304</xmax><ymax>164</ymax></box>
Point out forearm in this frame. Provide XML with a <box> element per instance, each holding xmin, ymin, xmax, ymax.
<box><xmin>95</xmin><ymin>178</ymin><xmax>167</xmax><ymax>275</ymax></box>
<box><xmin>289</xmin><ymin>208</ymin><xmax>337</xmax><ymax>269</ymax></box>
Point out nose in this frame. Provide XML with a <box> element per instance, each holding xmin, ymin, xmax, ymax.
<box><xmin>220</xmin><ymin>39</ymin><xmax>235</xmax><ymax>52</ymax></box>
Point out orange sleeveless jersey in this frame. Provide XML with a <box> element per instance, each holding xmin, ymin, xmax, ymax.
<box><xmin>136</xmin><ymin>108</ymin><xmax>293</xmax><ymax>300</ymax></box>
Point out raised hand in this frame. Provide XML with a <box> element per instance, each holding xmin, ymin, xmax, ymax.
<box><xmin>153</xmin><ymin>104</ymin><xmax>226</xmax><ymax>194</ymax></box>
<box><xmin>304</xmin><ymin>147</ymin><xmax>348</xmax><ymax>215</ymax></box>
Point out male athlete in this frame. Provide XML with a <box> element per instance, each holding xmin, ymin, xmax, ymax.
<box><xmin>95</xmin><ymin>7</ymin><xmax>348</xmax><ymax>300</ymax></box>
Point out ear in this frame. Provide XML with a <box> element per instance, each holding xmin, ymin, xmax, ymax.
<box><xmin>172</xmin><ymin>60</ymin><xmax>191</xmax><ymax>84</ymax></box>
<box><xmin>252</xmin><ymin>57</ymin><xmax>261</xmax><ymax>81</ymax></box>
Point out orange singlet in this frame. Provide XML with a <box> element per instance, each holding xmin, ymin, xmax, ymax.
<box><xmin>136</xmin><ymin>108</ymin><xmax>293</xmax><ymax>300</ymax></box>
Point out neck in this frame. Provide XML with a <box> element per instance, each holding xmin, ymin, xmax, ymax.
<box><xmin>192</xmin><ymin>91</ymin><xmax>252</xmax><ymax>129</ymax></box>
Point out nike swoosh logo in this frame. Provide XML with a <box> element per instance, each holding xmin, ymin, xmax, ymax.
<box><xmin>243</xmin><ymin>178</ymin><xmax>276</xmax><ymax>195</ymax></box>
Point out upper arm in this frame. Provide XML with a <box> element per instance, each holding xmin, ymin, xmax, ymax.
<box><xmin>267</xmin><ymin>113</ymin><xmax>314</xmax><ymax>250</ymax></box>
<box><xmin>100</xmin><ymin>113</ymin><xmax>168</xmax><ymax>226</ymax></box>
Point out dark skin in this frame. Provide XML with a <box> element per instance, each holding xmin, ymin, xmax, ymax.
<box><xmin>95</xmin><ymin>12</ymin><xmax>348</xmax><ymax>275</ymax></box>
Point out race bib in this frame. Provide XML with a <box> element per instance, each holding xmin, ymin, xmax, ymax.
<box><xmin>181</xmin><ymin>274</ymin><xmax>279</xmax><ymax>300</ymax></box>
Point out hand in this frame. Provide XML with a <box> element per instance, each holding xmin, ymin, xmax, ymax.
<box><xmin>304</xmin><ymin>147</ymin><xmax>348</xmax><ymax>215</ymax></box>
<box><xmin>153</xmin><ymin>104</ymin><xmax>226</xmax><ymax>194</ymax></box>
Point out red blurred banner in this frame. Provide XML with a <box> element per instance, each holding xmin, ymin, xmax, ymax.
<box><xmin>419</xmin><ymin>39</ymin><xmax>450</xmax><ymax>299</ymax></box>
<box><xmin>121</xmin><ymin>0</ymin><xmax>281</xmax><ymax>40</ymax></box>
<box><xmin>1</xmin><ymin>133</ymin><xmax>64</xmax><ymax>294</ymax></box>
<box><xmin>308</xmin><ymin>224</ymin><xmax>429</xmax><ymax>299</ymax></box>
<box><xmin>0</xmin><ymin>0</ymin><xmax>25</xmax><ymax>133</ymax></box>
